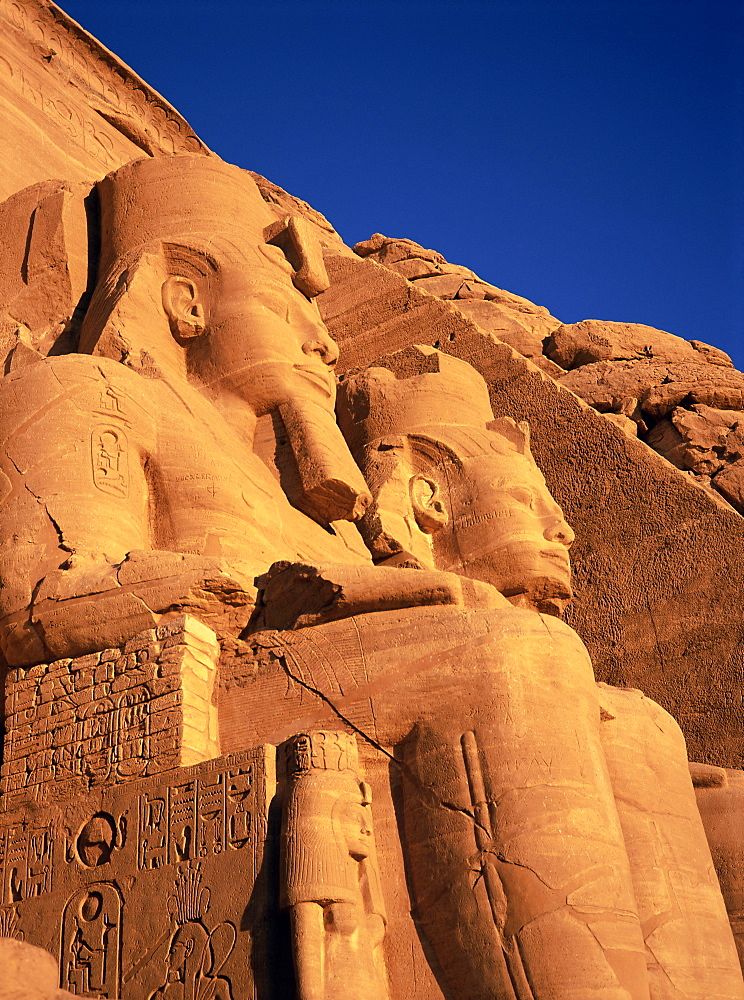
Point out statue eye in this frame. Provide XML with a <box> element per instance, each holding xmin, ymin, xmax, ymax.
<box><xmin>505</xmin><ymin>486</ymin><xmax>535</xmax><ymax>508</ymax></box>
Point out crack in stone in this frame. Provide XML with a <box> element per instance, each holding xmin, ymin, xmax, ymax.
<box><xmin>277</xmin><ymin>653</ymin><xmax>487</xmax><ymax>828</ymax></box>
<box><xmin>278</xmin><ymin>654</ymin><xmax>399</xmax><ymax>764</ymax></box>
<box><xmin>22</xmin><ymin>482</ymin><xmax>72</xmax><ymax>558</ymax></box>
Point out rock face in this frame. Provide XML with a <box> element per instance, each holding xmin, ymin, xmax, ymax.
<box><xmin>0</xmin><ymin>938</ymin><xmax>78</xmax><ymax>1000</ymax></box>
<box><xmin>545</xmin><ymin>318</ymin><xmax>733</xmax><ymax>369</ymax></box>
<box><xmin>0</xmin><ymin>5</ymin><xmax>742</xmax><ymax>1000</ymax></box>
<box><xmin>352</xmin><ymin>235</ymin><xmax>744</xmax><ymax>517</ymax></box>
<box><xmin>354</xmin><ymin>233</ymin><xmax>561</xmax><ymax>357</ymax></box>
<box><xmin>553</xmin><ymin>349</ymin><xmax>744</xmax><ymax>509</ymax></box>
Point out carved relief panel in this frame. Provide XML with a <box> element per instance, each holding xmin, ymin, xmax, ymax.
<box><xmin>0</xmin><ymin>747</ymin><xmax>271</xmax><ymax>999</ymax></box>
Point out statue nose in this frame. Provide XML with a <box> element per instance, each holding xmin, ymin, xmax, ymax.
<box><xmin>544</xmin><ymin>517</ymin><xmax>575</xmax><ymax>547</ymax></box>
<box><xmin>303</xmin><ymin>335</ymin><xmax>339</xmax><ymax>367</ymax></box>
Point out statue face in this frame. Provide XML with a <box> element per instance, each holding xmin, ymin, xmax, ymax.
<box><xmin>431</xmin><ymin>449</ymin><xmax>574</xmax><ymax>609</ymax></box>
<box><xmin>193</xmin><ymin>243</ymin><xmax>339</xmax><ymax>416</ymax></box>
<box><xmin>335</xmin><ymin>791</ymin><xmax>373</xmax><ymax>861</ymax></box>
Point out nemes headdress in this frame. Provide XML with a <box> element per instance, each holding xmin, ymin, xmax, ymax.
<box><xmin>337</xmin><ymin>345</ymin><xmax>532</xmax><ymax>462</ymax></box>
<box><xmin>95</xmin><ymin>154</ymin><xmax>276</xmax><ymax>277</ymax></box>
<box><xmin>79</xmin><ymin>154</ymin><xmax>329</xmax><ymax>355</ymax></box>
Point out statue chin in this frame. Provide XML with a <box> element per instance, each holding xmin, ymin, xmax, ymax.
<box><xmin>506</xmin><ymin>560</ymin><xmax>573</xmax><ymax>616</ymax></box>
<box><xmin>456</xmin><ymin>546</ymin><xmax>573</xmax><ymax>615</ymax></box>
<box><xmin>506</xmin><ymin>589</ymin><xmax>571</xmax><ymax>618</ymax></box>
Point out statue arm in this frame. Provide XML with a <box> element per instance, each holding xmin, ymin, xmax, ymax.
<box><xmin>250</xmin><ymin>560</ymin><xmax>509</xmax><ymax>632</ymax></box>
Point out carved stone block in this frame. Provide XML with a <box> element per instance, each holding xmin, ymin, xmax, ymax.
<box><xmin>0</xmin><ymin>746</ymin><xmax>271</xmax><ymax>999</ymax></box>
<box><xmin>1</xmin><ymin>616</ymin><xmax>220</xmax><ymax>805</ymax></box>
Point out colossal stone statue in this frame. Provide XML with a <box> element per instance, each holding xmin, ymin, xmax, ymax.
<box><xmin>335</xmin><ymin>348</ymin><xmax>743</xmax><ymax>1000</ymax></box>
<box><xmin>0</xmin><ymin>157</ymin><xmax>495</xmax><ymax>667</ymax></box>
<box><xmin>0</xmin><ymin>152</ymin><xmax>740</xmax><ymax>1000</ymax></box>
<box><xmin>0</xmin><ymin>155</ymin><xmax>373</xmax><ymax>666</ymax></box>
<box><xmin>228</xmin><ymin>347</ymin><xmax>742</xmax><ymax>1000</ymax></box>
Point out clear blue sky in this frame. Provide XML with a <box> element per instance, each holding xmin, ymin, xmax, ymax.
<box><xmin>61</xmin><ymin>0</ymin><xmax>744</xmax><ymax>366</ymax></box>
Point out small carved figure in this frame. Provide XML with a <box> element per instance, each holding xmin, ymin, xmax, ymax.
<box><xmin>151</xmin><ymin>864</ymin><xmax>235</xmax><ymax>1000</ymax></box>
<box><xmin>61</xmin><ymin>884</ymin><xmax>121</xmax><ymax>998</ymax></box>
<box><xmin>149</xmin><ymin>922</ymin><xmax>233</xmax><ymax>1000</ymax></box>
<box><xmin>281</xmin><ymin>732</ymin><xmax>388</xmax><ymax>1000</ymax></box>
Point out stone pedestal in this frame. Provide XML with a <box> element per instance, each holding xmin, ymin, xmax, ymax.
<box><xmin>0</xmin><ymin>746</ymin><xmax>272</xmax><ymax>998</ymax></box>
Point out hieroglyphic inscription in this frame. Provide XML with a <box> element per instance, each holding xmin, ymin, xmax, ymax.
<box><xmin>147</xmin><ymin>864</ymin><xmax>235</xmax><ymax>1000</ymax></box>
<box><xmin>0</xmin><ymin>0</ymin><xmax>207</xmax><ymax>156</ymax></box>
<box><xmin>92</xmin><ymin>426</ymin><xmax>129</xmax><ymax>497</ymax></box>
<box><xmin>0</xmin><ymin>823</ymin><xmax>55</xmax><ymax>904</ymax></box>
<box><xmin>0</xmin><ymin>904</ymin><xmax>22</xmax><ymax>939</ymax></box>
<box><xmin>138</xmin><ymin>763</ymin><xmax>253</xmax><ymax>871</ymax></box>
<box><xmin>0</xmin><ymin>747</ymin><xmax>268</xmax><ymax>998</ymax></box>
<box><xmin>0</xmin><ymin>49</ymin><xmax>120</xmax><ymax>165</ymax></box>
<box><xmin>1</xmin><ymin>619</ymin><xmax>218</xmax><ymax>803</ymax></box>
<box><xmin>61</xmin><ymin>883</ymin><xmax>122</xmax><ymax>998</ymax></box>
<box><xmin>0</xmin><ymin>750</ymin><xmax>260</xmax><ymax>906</ymax></box>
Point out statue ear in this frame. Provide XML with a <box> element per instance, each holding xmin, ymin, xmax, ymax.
<box><xmin>410</xmin><ymin>474</ymin><xmax>448</xmax><ymax>533</ymax></box>
<box><xmin>162</xmin><ymin>275</ymin><xmax>206</xmax><ymax>339</ymax></box>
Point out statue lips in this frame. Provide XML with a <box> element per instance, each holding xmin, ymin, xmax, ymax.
<box><xmin>459</xmin><ymin>537</ymin><xmax>573</xmax><ymax>599</ymax></box>
<box><xmin>538</xmin><ymin>544</ymin><xmax>571</xmax><ymax>568</ymax></box>
<box><xmin>205</xmin><ymin>358</ymin><xmax>335</xmax><ymax>412</ymax></box>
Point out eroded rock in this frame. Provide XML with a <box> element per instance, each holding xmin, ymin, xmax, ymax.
<box><xmin>352</xmin><ymin>233</ymin><xmax>560</xmax><ymax>356</ymax></box>
<box><xmin>546</xmin><ymin>319</ymin><xmax>715</xmax><ymax>369</ymax></box>
<box><xmin>646</xmin><ymin>405</ymin><xmax>744</xmax><ymax>476</ymax></box>
<box><xmin>0</xmin><ymin>938</ymin><xmax>78</xmax><ymax>1000</ymax></box>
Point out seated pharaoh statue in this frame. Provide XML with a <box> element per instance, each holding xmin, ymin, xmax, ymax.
<box><xmin>232</xmin><ymin>347</ymin><xmax>743</xmax><ymax>1000</ymax></box>
<box><xmin>0</xmin><ymin>154</ymin><xmax>377</xmax><ymax>665</ymax></box>
<box><xmin>0</xmin><ymin>155</ymin><xmax>502</xmax><ymax>666</ymax></box>
<box><xmin>0</xmin><ymin>155</ymin><xmax>740</xmax><ymax>1000</ymax></box>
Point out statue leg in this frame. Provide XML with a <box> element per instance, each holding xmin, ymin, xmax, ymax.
<box><xmin>597</xmin><ymin>683</ymin><xmax>744</xmax><ymax>1000</ymax></box>
<box><xmin>394</xmin><ymin>612</ymin><xmax>651</xmax><ymax>1000</ymax></box>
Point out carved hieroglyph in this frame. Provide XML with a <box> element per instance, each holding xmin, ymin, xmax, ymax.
<box><xmin>0</xmin><ymin>746</ymin><xmax>267</xmax><ymax>999</ymax></box>
<box><xmin>1</xmin><ymin>616</ymin><xmax>220</xmax><ymax>804</ymax></box>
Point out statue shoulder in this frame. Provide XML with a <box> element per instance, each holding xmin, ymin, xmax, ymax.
<box><xmin>2</xmin><ymin>352</ymin><xmax>161</xmax><ymax>392</ymax></box>
<box><xmin>0</xmin><ymin>354</ymin><xmax>161</xmax><ymax>441</ymax></box>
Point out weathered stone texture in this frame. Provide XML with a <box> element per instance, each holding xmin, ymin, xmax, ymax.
<box><xmin>0</xmin><ymin>0</ymin><xmax>208</xmax><ymax>203</ymax></box>
<box><xmin>318</xmin><ymin>251</ymin><xmax>744</xmax><ymax>766</ymax></box>
<box><xmin>0</xmin><ymin>7</ymin><xmax>742</xmax><ymax>998</ymax></box>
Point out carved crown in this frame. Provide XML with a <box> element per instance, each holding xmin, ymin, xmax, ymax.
<box><xmin>285</xmin><ymin>731</ymin><xmax>360</xmax><ymax>778</ymax></box>
<box><xmin>170</xmin><ymin>862</ymin><xmax>210</xmax><ymax>924</ymax></box>
<box><xmin>338</xmin><ymin>346</ymin><xmax>495</xmax><ymax>448</ymax></box>
<box><xmin>338</xmin><ymin>346</ymin><xmax>531</xmax><ymax>460</ymax></box>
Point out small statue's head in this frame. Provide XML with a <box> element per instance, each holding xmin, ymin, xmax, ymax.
<box><xmin>79</xmin><ymin>155</ymin><xmax>338</xmax><ymax>417</ymax></box>
<box><xmin>338</xmin><ymin>347</ymin><xmax>574</xmax><ymax>616</ymax></box>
